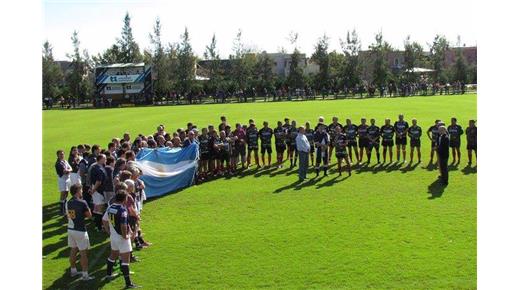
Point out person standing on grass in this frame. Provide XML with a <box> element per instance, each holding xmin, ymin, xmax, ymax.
<box><xmin>394</xmin><ymin>114</ymin><xmax>409</xmax><ymax>163</ymax></box>
<box><xmin>259</xmin><ymin>121</ymin><xmax>274</xmax><ymax>167</ymax></box>
<box><xmin>334</xmin><ymin>126</ymin><xmax>351</xmax><ymax>176</ymax></box>
<box><xmin>102</xmin><ymin>190</ymin><xmax>139</xmax><ymax>289</ymax></box>
<box><xmin>246</xmin><ymin>119</ymin><xmax>260</xmax><ymax>169</ymax></box>
<box><xmin>381</xmin><ymin>118</ymin><xmax>395</xmax><ymax>163</ymax></box>
<box><xmin>233</xmin><ymin>123</ymin><xmax>247</xmax><ymax>169</ymax></box>
<box><xmin>65</xmin><ymin>184</ymin><xmax>94</xmax><ymax>281</ymax></box>
<box><xmin>466</xmin><ymin>120</ymin><xmax>477</xmax><ymax>166</ymax></box>
<box><xmin>274</xmin><ymin>121</ymin><xmax>286</xmax><ymax>168</ymax></box>
<box><xmin>437</xmin><ymin>126</ymin><xmax>450</xmax><ymax>185</ymax></box>
<box><xmin>198</xmin><ymin>128</ymin><xmax>210</xmax><ymax>181</ymax></box>
<box><xmin>448</xmin><ymin>117</ymin><xmax>464</xmax><ymax>165</ymax></box>
<box><xmin>289</xmin><ymin>120</ymin><xmax>299</xmax><ymax>168</ymax></box>
<box><xmin>218</xmin><ymin>115</ymin><xmax>228</xmax><ymax>132</ymax></box>
<box><xmin>367</xmin><ymin>118</ymin><xmax>381</xmax><ymax>164</ymax></box>
<box><xmin>344</xmin><ymin>119</ymin><xmax>360</xmax><ymax>165</ymax></box>
<box><xmin>89</xmin><ymin>154</ymin><xmax>107</xmax><ymax>231</ymax></box>
<box><xmin>68</xmin><ymin>146</ymin><xmax>82</xmax><ymax>186</ymax></box>
<box><xmin>56</xmin><ymin>149</ymin><xmax>72</xmax><ymax>215</ymax></box>
<box><xmin>296</xmin><ymin>126</ymin><xmax>310</xmax><ymax>182</ymax></box>
<box><xmin>282</xmin><ymin>118</ymin><xmax>292</xmax><ymax>162</ymax></box>
<box><xmin>357</xmin><ymin>118</ymin><xmax>370</xmax><ymax>164</ymax></box>
<box><xmin>408</xmin><ymin>118</ymin><xmax>422</xmax><ymax>163</ymax></box>
<box><xmin>314</xmin><ymin>123</ymin><xmax>330</xmax><ymax>177</ymax></box>
<box><xmin>304</xmin><ymin>121</ymin><xmax>315</xmax><ymax>167</ymax></box>
<box><xmin>327</xmin><ymin>116</ymin><xmax>342</xmax><ymax>162</ymax></box>
<box><xmin>427</xmin><ymin>119</ymin><xmax>441</xmax><ymax>164</ymax></box>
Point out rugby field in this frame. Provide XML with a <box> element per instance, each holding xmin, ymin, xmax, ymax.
<box><xmin>42</xmin><ymin>94</ymin><xmax>477</xmax><ymax>289</ymax></box>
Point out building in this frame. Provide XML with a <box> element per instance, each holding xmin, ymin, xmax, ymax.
<box><xmin>94</xmin><ymin>63</ymin><xmax>153</xmax><ymax>105</ymax></box>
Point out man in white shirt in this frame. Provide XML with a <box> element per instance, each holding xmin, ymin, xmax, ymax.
<box><xmin>296</xmin><ymin>126</ymin><xmax>311</xmax><ymax>182</ymax></box>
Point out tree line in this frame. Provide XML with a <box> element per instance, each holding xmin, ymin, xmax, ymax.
<box><xmin>42</xmin><ymin>12</ymin><xmax>476</xmax><ymax>104</ymax></box>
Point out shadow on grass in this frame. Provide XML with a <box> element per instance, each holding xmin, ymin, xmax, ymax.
<box><xmin>315</xmin><ymin>174</ymin><xmax>351</xmax><ymax>189</ymax></box>
<box><xmin>400</xmin><ymin>162</ymin><xmax>420</xmax><ymax>173</ymax></box>
<box><xmin>462</xmin><ymin>164</ymin><xmax>477</xmax><ymax>175</ymax></box>
<box><xmin>427</xmin><ymin>179</ymin><xmax>447</xmax><ymax>199</ymax></box>
<box><xmin>294</xmin><ymin>175</ymin><xmax>325</xmax><ymax>191</ymax></box>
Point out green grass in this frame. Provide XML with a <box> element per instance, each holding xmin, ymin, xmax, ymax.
<box><xmin>43</xmin><ymin>94</ymin><xmax>477</xmax><ymax>289</ymax></box>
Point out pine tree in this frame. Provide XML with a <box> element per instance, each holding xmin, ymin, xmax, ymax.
<box><xmin>42</xmin><ymin>41</ymin><xmax>63</xmax><ymax>103</ymax></box>
<box><xmin>117</xmin><ymin>12</ymin><xmax>143</xmax><ymax>63</ymax></box>
<box><xmin>176</xmin><ymin>27</ymin><xmax>196</xmax><ymax>95</ymax></box>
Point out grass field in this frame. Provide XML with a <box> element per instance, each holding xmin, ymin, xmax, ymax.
<box><xmin>42</xmin><ymin>94</ymin><xmax>477</xmax><ymax>289</ymax></box>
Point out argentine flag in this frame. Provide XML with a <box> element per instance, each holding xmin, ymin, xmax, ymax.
<box><xmin>135</xmin><ymin>143</ymin><xmax>199</xmax><ymax>198</ymax></box>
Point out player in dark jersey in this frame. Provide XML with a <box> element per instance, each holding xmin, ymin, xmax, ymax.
<box><xmin>328</xmin><ymin>117</ymin><xmax>342</xmax><ymax>162</ymax></box>
<box><xmin>274</xmin><ymin>121</ymin><xmax>286</xmax><ymax>168</ymax></box>
<box><xmin>334</xmin><ymin>126</ymin><xmax>351</xmax><ymax>176</ymax></box>
<box><xmin>394</xmin><ymin>114</ymin><xmax>409</xmax><ymax>163</ymax></box>
<box><xmin>466</xmin><ymin>119</ymin><xmax>477</xmax><ymax>166</ymax></box>
<box><xmin>207</xmin><ymin>125</ymin><xmax>217</xmax><ymax>174</ymax></box>
<box><xmin>218</xmin><ymin>115</ymin><xmax>228</xmax><ymax>132</ymax></box>
<box><xmin>288</xmin><ymin>120</ymin><xmax>299</xmax><ymax>167</ymax></box>
<box><xmin>304</xmin><ymin>121</ymin><xmax>315</xmax><ymax>167</ymax></box>
<box><xmin>103</xmin><ymin>191</ymin><xmax>139</xmax><ymax>288</ymax></box>
<box><xmin>357</xmin><ymin>118</ymin><xmax>370</xmax><ymax>164</ymax></box>
<box><xmin>212</xmin><ymin>130</ymin><xmax>224</xmax><ymax>175</ymax></box>
<box><xmin>427</xmin><ymin>120</ymin><xmax>441</xmax><ymax>164</ymax></box>
<box><xmin>380</xmin><ymin>118</ymin><xmax>395</xmax><ymax>163</ymax></box>
<box><xmin>219</xmin><ymin>131</ymin><xmax>232</xmax><ymax>174</ymax></box>
<box><xmin>408</xmin><ymin>118</ymin><xmax>422</xmax><ymax>163</ymax></box>
<box><xmin>343</xmin><ymin>118</ymin><xmax>360</xmax><ymax>165</ymax></box>
<box><xmin>198</xmin><ymin>128</ymin><xmax>210</xmax><ymax>181</ymax></box>
<box><xmin>66</xmin><ymin>184</ymin><xmax>94</xmax><ymax>281</ymax></box>
<box><xmin>233</xmin><ymin>123</ymin><xmax>247</xmax><ymax>170</ymax></box>
<box><xmin>246</xmin><ymin>119</ymin><xmax>260</xmax><ymax>168</ymax></box>
<box><xmin>259</xmin><ymin>121</ymin><xmax>274</xmax><ymax>167</ymax></box>
<box><xmin>314</xmin><ymin>123</ymin><xmax>330</xmax><ymax>176</ymax></box>
<box><xmin>282</xmin><ymin>118</ymin><xmax>292</xmax><ymax>161</ymax></box>
<box><xmin>367</xmin><ymin>118</ymin><xmax>381</xmax><ymax>164</ymax></box>
<box><xmin>448</xmin><ymin>117</ymin><xmax>464</xmax><ymax>165</ymax></box>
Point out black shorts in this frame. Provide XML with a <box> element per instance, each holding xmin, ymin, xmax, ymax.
<box><xmin>449</xmin><ymin>140</ymin><xmax>461</xmax><ymax>148</ymax></box>
<box><xmin>467</xmin><ymin>142</ymin><xmax>477</xmax><ymax>150</ymax></box>
<box><xmin>247</xmin><ymin>144</ymin><xmax>258</xmax><ymax>151</ymax></box>
<box><xmin>236</xmin><ymin>144</ymin><xmax>246</xmax><ymax>156</ymax></box>
<box><xmin>410</xmin><ymin>139</ymin><xmax>421</xmax><ymax>148</ymax></box>
<box><xmin>275</xmin><ymin>144</ymin><xmax>286</xmax><ymax>153</ymax></box>
<box><xmin>359</xmin><ymin>138</ymin><xmax>369</xmax><ymax>148</ymax></box>
<box><xmin>369</xmin><ymin>142</ymin><xmax>380</xmax><ymax>150</ymax></box>
<box><xmin>200</xmin><ymin>152</ymin><xmax>210</xmax><ymax>161</ymax></box>
<box><xmin>336</xmin><ymin>152</ymin><xmax>347</xmax><ymax>159</ymax></box>
<box><xmin>220</xmin><ymin>151</ymin><xmax>230</xmax><ymax>162</ymax></box>
<box><xmin>395</xmin><ymin>136</ymin><xmax>407</xmax><ymax>145</ymax></box>
<box><xmin>346</xmin><ymin>140</ymin><xmax>357</xmax><ymax>147</ymax></box>
<box><xmin>209</xmin><ymin>151</ymin><xmax>218</xmax><ymax>160</ymax></box>
<box><xmin>261</xmin><ymin>145</ymin><xmax>272</xmax><ymax>154</ymax></box>
<box><xmin>309</xmin><ymin>145</ymin><xmax>315</xmax><ymax>153</ymax></box>
<box><xmin>289</xmin><ymin>144</ymin><xmax>296</xmax><ymax>151</ymax></box>
<box><xmin>382</xmin><ymin>139</ymin><xmax>394</xmax><ymax>147</ymax></box>
<box><xmin>431</xmin><ymin>141</ymin><xmax>437</xmax><ymax>148</ymax></box>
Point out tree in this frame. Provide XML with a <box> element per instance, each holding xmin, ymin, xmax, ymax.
<box><xmin>176</xmin><ymin>27</ymin><xmax>196</xmax><ymax>95</ymax></box>
<box><xmin>230</xmin><ymin>29</ymin><xmax>254</xmax><ymax>91</ymax></box>
<box><xmin>149</xmin><ymin>17</ymin><xmax>169</xmax><ymax>98</ymax></box>
<box><xmin>117</xmin><ymin>12</ymin><xmax>143</xmax><ymax>63</ymax></box>
<box><xmin>368</xmin><ymin>31</ymin><xmax>392</xmax><ymax>87</ymax></box>
<box><xmin>403</xmin><ymin>35</ymin><xmax>424</xmax><ymax>82</ymax></box>
<box><xmin>452</xmin><ymin>36</ymin><xmax>468</xmax><ymax>83</ymax></box>
<box><xmin>328</xmin><ymin>50</ymin><xmax>345</xmax><ymax>93</ymax></box>
<box><xmin>203</xmin><ymin>33</ymin><xmax>222</xmax><ymax>94</ymax></box>
<box><xmin>311</xmin><ymin>33</ymin><xmax>330</xmax><ymax>91</ymax></box>
<box><xmin>65</xmin><ymin>31</ymin><xmax>92</xmax><ymax>102</ymax></box>
<box><xmin>42</xmin><ymin>40</ymin><xmax>63</xmax><ymax>102</ymax></box>
<box><xmin>340</xmin><ymin>29</ymin><xmax>362</xmax><ymax>89</ymax></box>
<box><xmin>254</xmin><ymin>51</ymin><xmax>274</xmax><ymax>92</ymax></box>
<box><xmin>92</xmin><ymin>44</ymin><xmax>120</xmax><ymax>65</ymax></box>
<box><xmin>286</xmin><ymin>32</ymin><xmax>304</xmax><ymax>90</ymax></box>
<box><xmin>429</xmin><ymin>34</ymin><xmax>450</xmax><ymax>83</ymax></box>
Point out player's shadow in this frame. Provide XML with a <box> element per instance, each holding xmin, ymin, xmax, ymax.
<box><xmin>462</xmin><ymin>164</ymin><xmax>477</xmax><ymax>175</ymax></box>
<box><xmin>253</xmin><ymin>166</ymin><xmax>278</xmax><ymax>177</ymax></box>
<box><xmin>273</xmin><ymin>180</ymin><xmax>303</xmax><ymax>193</ymax></box>
<box><xmin>43</xmin><ymin>202</ymin><xmax>62</xmax><ymax>224</ymax></box>
<box><xmin>294</xmin><ymin>175</ymin><xmax>325</xmax><ymax>190</ymax></box>
<box><xmin>315</xmin><ymin>174</ymin><xmax>350</xmax><ymax>189</ymax></box>
<box><xmin>424</xmin><ymin>161</ymin><xmax>438</xmax><ymax>171</ymax></box>
<box><xmin>427</xmin><ymin>179</ymin><xmax>447</xmax><ymax>199</ymax></box>
<box><xmin>268</xmin><ymin>166</ymin><xmax>292</xmax><ymax>177</ymax></box>
<box><xmin>384</xmin><ymin>162</ymin><xmax>402</xmax><ymax>172</ymax></box>
<box><xmin>400</xmin><ymin>162</ymin><xmax>420</xmax><ymax>173</ymax></box>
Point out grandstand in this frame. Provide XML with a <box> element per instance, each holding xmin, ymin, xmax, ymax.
<box><xmin>94</xmin><ymin>63</ymin><xmax>153</xmax><ymax>106</ymax></box>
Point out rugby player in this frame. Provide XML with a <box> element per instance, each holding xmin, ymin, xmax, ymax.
<box><xmin>289</xmin><ymin>120</ymin><xmax>299</xmax><ymax>167</ymax></box>
<box><xmin>304</xmin><ymin>121</ymin><xmax>315</xmax><ymax>167</ymax></box>
<box><xmin>103</xmin><ymin>190</ymin><xmax>139</xmax><ymax>288</ymax></box>
<box><xmin>427</xmin><ymin>120</ymin><xmax>441</xmax><ymax>164</ymax></box>
<box><xmin>207</xmin><ymin>125</ymin><xmax>217</xmax><ymax>174</ymax></box>
<box><xmin>466</xmin><ymin>120</ymin><xmax>477</xmax><ymax>166</ymax></box>
<box><xmin>89</xmin><ymin>154</ymin><xmax>107</xmax><ymax>231</ymax></box>
<box><xmin>448</xmin><ymin>117</ymin><xmax>464</xmax><ymax>165</ymax></box>
<box><xmin>212</xmin><ymin>131</ymin><xmax>224</xmax><ymax>175</ymax></box>
<box><xmin>273</xmin><ymin>121</ymin><xmax>286</xmax><ymax>168</ymax></box>
<box><xmin>343</xmin><ymin>118</ymin><xmax>360</xmax><ymax>165</ymax></box>
<box><xmin>56</xmin><ymin>149</ymin><xmax>72</xmax><ymax>215</ymax></box>
<box><xmin>282</xmin><ymin>118</ymin><xmax>292</xmax><ymax>161</ymax></box>
<box><xmin>328</xmin><ymin>117</ymin><xmax>342</xmax><ymax>162</ymax></box>
<box><xmin>367</xmin><ymin>118</ymin><xmax>381</xmax><ymax>164</ymax></box>
<box><xmin>380</xmin><ymin>118</ymin><xmax>395</xmax><ymax>163</ymax></box>
<box><xmin>408</xmin><ymin>118</ymin><xmax>422</xmax><ymax>163</ymax></box>
<box><xmin>220</xmin><ymin>131</ymin><xmax>232</xmax><ymax>174</ymax></box>
<box><xmin>259</xmin><ymin>121</ymin><xmax>274</xmax><ymax>167</ymax></box>
<box><xmin>198</xmin><ymin>128</ymin><xmax>210</xmax><ymax>180</ymax></box>
<box><xmin>246</xmin><ymin>119</ymin><xmax>260</xmax><ymax>168</ymax></box>
<box><xmin>218</xmin><ymin>115</ymin><xmax>228</xmax><ymax>132</ymax></box>
<box><xmin>334</xmin><ymin>126</ymin><xmax>351</xmax><ymax>176</ymax></box>
<box><xmin>314</xmin><ymin>123</ymin><xmax>330</xmax><ymax>176</ymax></box>
<box><xmin>232</xmin><ymin>123</ymin><xmax>247</xmax><ymax>169</ymax></box>
<box><xmin>68</xmin><ymin>146</ymin><xmax>82</xmax><ymax>186</ymax></box>
<box><xmin>65</xmin><ymin>184</ymin><xmax>94</xmax><ymax>281</ymax></box>
<box><xmin>394</xmin><ymin>114</ymin><xmax>409</xmax><ymax>163</ymax></box>
<box><xmin>357</xmin><ymin>118</ymin><xmax>370</xmax><ymax>163</ymax></box>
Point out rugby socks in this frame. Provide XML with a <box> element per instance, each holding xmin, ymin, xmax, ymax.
<box><xmin>106</xmin><ymin>258</ymin><xmax>115</xmax><ymax>276</ymax></box>
<box><xmin>121</xmin><ymin>263</ymin><xmax>132</xmax><ymax>286</ymax></box>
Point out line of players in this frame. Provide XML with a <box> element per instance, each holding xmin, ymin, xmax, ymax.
<box><xmin>197</xmin><ymin>115</ymin><xmax>477</xmax><ymax>179</ymax></box>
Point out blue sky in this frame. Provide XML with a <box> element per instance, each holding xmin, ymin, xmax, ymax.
<box><xmin>43</xmin><ymin>0</ymin><xmax>477</xmax><ymax>61</ymax></box>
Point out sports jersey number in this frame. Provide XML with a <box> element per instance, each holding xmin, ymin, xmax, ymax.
<box><xmin>67</xmin><ymin>210</ymin><xmax>76</xmax><ymax>219</ymax></box>
<box><xmin>109</xmin><ymin>213</ymin><xmax>117</xmax><ymax>228</ymax></box>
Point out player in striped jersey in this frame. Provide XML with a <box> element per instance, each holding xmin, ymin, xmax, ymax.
<box><xmin>408</xmin><ymin>118</ymin><xmax>422</xmax><ymax>163</ymax></box>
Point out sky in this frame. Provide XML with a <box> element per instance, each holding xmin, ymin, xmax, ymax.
<box><xmin>43</xmin><ymin>0</ymin><xmax>477</xmax><ymax>61</ymax></box>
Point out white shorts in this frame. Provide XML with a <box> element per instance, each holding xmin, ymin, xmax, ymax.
<box><xmin>92</xmin><ymin>191</ymin><xmax>105</xmax><ymax>205</ymax></box>
<box><xmin>70</xmin><ymin>173</ymin><xmax>81</xmax><ymax>186</ymax></box>
<box><xmin>68</xmin><ymin>230</ymin><xmax>90</xmax><ymax>251</ymax></box>
<box><xmin>110</xmin><ymin>234</ymin><xmax>132</xmax><ymax>253</ymax></box>
<box><xmin>58</xmin><ymin>175</ymin><xmax>71</xmax><ymax>192</ymax></box>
